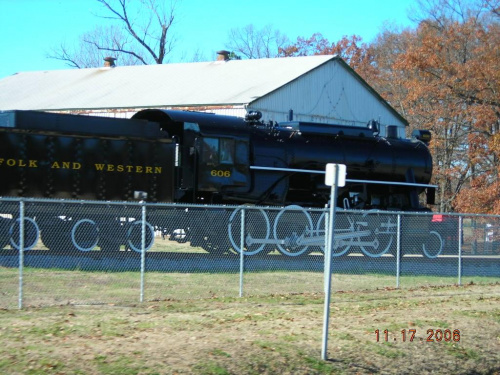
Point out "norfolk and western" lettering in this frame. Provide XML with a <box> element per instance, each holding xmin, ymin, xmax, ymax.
<box><xmin>94</xmin><ymin>164</ymin><xmax>162</xmax><ymax>174</ymax></box>
<box><xmin>0</xmin><ymin>158</ymin><xmax>162</xmax><ymax>174</ymax></box>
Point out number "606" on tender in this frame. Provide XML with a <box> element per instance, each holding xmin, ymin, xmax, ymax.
<box><xmin>211</xmin><ymin>170</ymin><xmax>231</xmax><ymax>177</ymax></box>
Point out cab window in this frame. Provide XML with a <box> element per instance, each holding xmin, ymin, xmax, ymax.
<box><xmin>220</xmin><ymin>138</ymin><xmax>234</xmax><ymax>164</ymax></box>
<box><xmin>202</xmin><ymin>138</ymin><xmax>219</xmax><ymax>165</ymax></box>
<box><xmin>202</xmin><ymin>137</ymin><xmax>236</xmax><ymax>166</ymax></box>
<box><xmin>235</xmin><ymin>140</ymin><xmax>249</xmax><ymax>165</ymax></box>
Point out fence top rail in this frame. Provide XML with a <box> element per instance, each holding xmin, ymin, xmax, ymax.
<box><xmin>0</xmin><ymin>196</ymin><xmax>499</xmax><ymax>219</ymax></box>
<box><xmin>250</xmin><ymin>166</ymin><xmax>439</xmax><ymax>189</ymax></box>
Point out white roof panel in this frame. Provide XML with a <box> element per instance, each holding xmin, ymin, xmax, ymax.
<box><xmin>0</xmin><ymin>55</ymin><xmax>335</xmax><ymax>111</ymax></box>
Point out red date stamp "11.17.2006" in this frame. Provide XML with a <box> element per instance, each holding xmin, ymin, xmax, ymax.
<box><xmin>375</xmin><ymin>329</ymin><xmax>461</xmax><ymax>342</ymax></box>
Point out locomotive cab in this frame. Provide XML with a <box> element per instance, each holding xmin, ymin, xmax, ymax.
<box><xmin>132</xmin><ymin>109</ymin><xmax>252</xmax><ymax>203</ymax></box>
<box><xmin>196</xmin><ymin>136</ymin><xmax>251</xmax><ymax>200</ymax></box>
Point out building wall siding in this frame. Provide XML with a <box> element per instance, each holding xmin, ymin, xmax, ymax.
<box><xmin>249</xmin><ymin>60</ymin><xmax>406</xmax><ymax>137</ymax></box>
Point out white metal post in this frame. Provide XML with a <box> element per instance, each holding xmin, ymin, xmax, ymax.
<box><xmin>239</xmin><ymin>208</ymin><xmax>245</xmax><ymax>297</ymax></box>
<box><xmin>396</xmin><ymin>214</ymin><xmax>401</xmax><ymax>288</ymax></box>
<box><xmin>458</xmin><ymin>216</ymin><xmax>463</xmax><ymax>286</ymax></box>
<box><xmin>140</xmin><ymin>202</ymin><xmax>146</xmax><ymax>303</ymax></box>
<box><xmin>18</xmin><ymin>200</ymin><xmax>25</xmax><ymax>310</ymax></box>
<box><xmin>322</xmin><ymin>163</ymin><xmax>344</xmax><ymax>361</ymax></box>
<box><xmin>323</xmin><ymin>211</ymin><xmax>329</xmax><ymax>293</ymax></box>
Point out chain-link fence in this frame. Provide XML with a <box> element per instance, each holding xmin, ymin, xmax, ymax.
<box><xmin>0</xmin><ymin>197</ymin><xmax>498</xmax><ymax>309</ymax></box>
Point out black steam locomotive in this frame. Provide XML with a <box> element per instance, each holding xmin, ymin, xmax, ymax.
<box><xmin>133</xmin><ymin>109</ymin><xmax>434</xmax><ymax>210</ymax></box>
<box><xmin>0</xmin><ymin>109</ymin><xmax>435</xmax><ymax>253</ymax></box>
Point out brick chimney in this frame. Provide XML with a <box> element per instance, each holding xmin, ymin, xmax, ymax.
<box><xmin>216</xmin><ymin>50</ymin><xmax>230</xmax><ymax>61</ymax></box>
<box><xmin>103</xmin><ymin>57</ymin><xmax>117</xmax><ymax>67</ymax></box>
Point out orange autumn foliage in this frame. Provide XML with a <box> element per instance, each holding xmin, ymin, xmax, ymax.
<box><xmin>280</xmin><ymin>2</ymin><xmax>499</xmax><ymax>214</ymax></box>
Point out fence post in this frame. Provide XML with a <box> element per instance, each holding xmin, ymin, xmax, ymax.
<box><xmin>18</xmin><ymin>199</ymin><xmax>25</xmax><ymax>310</ymax></box>
<box><xmin>458</xmin><ymin>216</ymin><xmax>463</xmax><ymax>286</ymax></box>
<box><xmin>324</xmin><ymin>211</ymin><xmax>329</xmax><ymax>293</ymax></box>
<box><xmin>140</xmin><ymin>201</ymin><xmax>147</xmax><ymax>303</ymax></box>
<box><xmin>396</xmin><ymin>214</ymin><xmax>401</xmax><ymax>289</ymax></box>
<box><xmin>239</xmin><ymin>208</ymin><xmax>245</xmax><ymax>297</ymax></box>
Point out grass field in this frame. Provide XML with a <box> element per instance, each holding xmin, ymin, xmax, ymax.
<box><xmin>1</xmin><ymin>266</ymin><xmax>498</xmax><ymax>308</ymax></box>
<box><xmin>0</xmin><ymin>267</ymin><xmax>498</xmax><ymax>374</ymax></box>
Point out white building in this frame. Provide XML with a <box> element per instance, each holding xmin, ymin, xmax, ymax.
<box><xmin>0</xmin><ymin>54</ymin><xmax>408</xmax><ymax>137</ymax></box>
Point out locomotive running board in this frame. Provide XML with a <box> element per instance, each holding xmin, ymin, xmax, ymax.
<box><xmin>250</xmin><ymin>166</ymin><xmax>438</xmax><ymax>189</ymax></box>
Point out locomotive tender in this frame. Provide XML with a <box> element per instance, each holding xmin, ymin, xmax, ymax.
<box><xmin>0</xmin><ymin>109</ymin><xmax>435</xmax><ymax>252</ymax></box>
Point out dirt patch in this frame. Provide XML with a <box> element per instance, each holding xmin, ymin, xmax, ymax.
<box><xmin>0</xmin><ymin>283</ymin><xmax>499</xmax><ymax>374</ymax></box>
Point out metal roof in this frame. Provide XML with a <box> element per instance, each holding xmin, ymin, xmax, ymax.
<box><xmin>0</xmin><ymin>55</ymin><xmax>336</xmax><ymax>111</ymax></box>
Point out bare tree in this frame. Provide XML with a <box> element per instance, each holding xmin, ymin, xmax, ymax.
<box><xmin>48</xmin><ymin>25</ymin><xmax>144</xmax><ymax>68</ymax></box>
<box><xmin>485</xmin><ymin>0</ymin><xmax>500</xmax><ymax>17</ymax></box>
<box><xmin>408</xmin><ymin>0</ymin><xmax>494</xmax><ymax>30</ymax></box>
<box><xmin>48</xmin><ymin>0</ymin><xmax>178</xmax><ymax>67</ymax></box>
<box><xmin>225</xmin><ymin>24</ymin><xmax>289</xmax><ymax>59</ymax></box>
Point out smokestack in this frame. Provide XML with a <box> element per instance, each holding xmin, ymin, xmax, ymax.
<box><xmin>216</xmin><ymin>50</ymin><xmax>230</xmax><ymax>61</ymax></box>
<box><xmin>103</xmin><ymin>57</ymin><xmax>117</xmax><ymax>67</ymax></box>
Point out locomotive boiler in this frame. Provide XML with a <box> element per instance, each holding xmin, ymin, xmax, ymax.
<box><xmin>0</xmin><ymin>109</ymin><xmax>435</xmax><ymax>253</ymax></box>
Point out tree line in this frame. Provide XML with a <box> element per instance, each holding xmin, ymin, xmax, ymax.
<box><xmin>48</xmin><ymin>0</ymin><xmax>500</xmax><ymax>214</ymax></box>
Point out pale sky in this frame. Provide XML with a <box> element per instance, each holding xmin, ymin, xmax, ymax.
<box><xmin>0</xmin><ymin>0</ymin><xmax>417</xmax><ymax>79</ymax></box>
